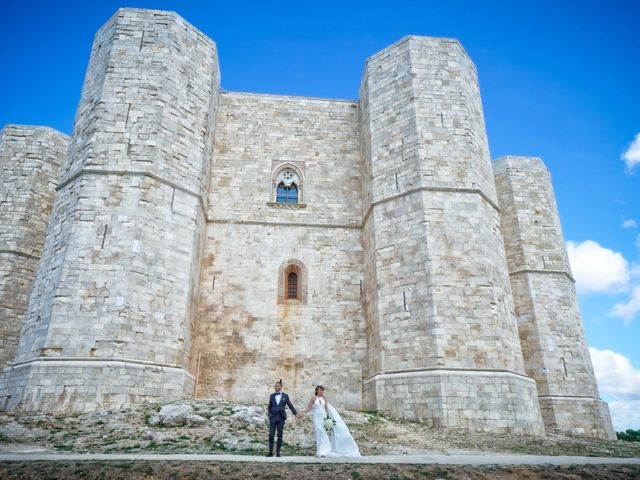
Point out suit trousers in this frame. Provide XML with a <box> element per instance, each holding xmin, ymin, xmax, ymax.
<box><xmin>268</xmin><ymin>413</ymin><xmax>285</xmax><ymax>453</ymax></box>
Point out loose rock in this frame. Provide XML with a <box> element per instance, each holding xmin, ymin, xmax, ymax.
<box><xmin>147</xmin><ymin>404</ymin><xmax>207</xmax><ymax>427</ymax></box>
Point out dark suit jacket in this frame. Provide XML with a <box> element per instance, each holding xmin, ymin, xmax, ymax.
<box><xmin>268</xmin><ymin>392</ymin><xmax>297</xmax><ymax>419</ymax></box>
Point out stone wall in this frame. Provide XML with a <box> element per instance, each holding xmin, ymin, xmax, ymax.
<box><xmin>493</xmin><ymin>156</ymin><xmax>615</xmax><ymax>439</ymax></box>
<box><xmin>0</xmin><ymin>8</ymin><xmax>219</xmax><ymax>412</ymax></box>
<box><xmin>0</xmin><ymin>126</ymin><xmax>68</xmax><ymax>370</ymax></box>
<box><xmin>359</xmin><ymin>37</ymin><xmax>544</xmax><ymax>434</ymax></box>
<box><xmin>192</xmin><ymin>92</ymin><xmax>366</xmax><ymax>409</ymax></box>
<box><xmin>205</xmin><ymin>92</ymin><xmax>362</xmax><ymax>226</ymax></box>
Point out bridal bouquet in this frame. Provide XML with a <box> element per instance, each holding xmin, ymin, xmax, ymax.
<box><xmin>323</xmin><ymin>417</ymin><xmax>336</xmax><ymax>432</ymax></box>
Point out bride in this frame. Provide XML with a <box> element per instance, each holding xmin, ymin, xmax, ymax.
<box><xmin>298</xmin><ymin>385</ymin><xmax>361</xmax><ymax>457</ymax></box>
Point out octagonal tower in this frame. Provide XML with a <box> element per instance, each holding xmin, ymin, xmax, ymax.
<box><xmin>0</xmin><ymin>8</ymin><xmax>220</xmax><ymax>412</ymax></box>
<box><xmin>360</xmin><ymin>37</ymin><xmax>544</xmax><ymax>434</ymax></box>
<box><xmin>493</xmin><ymin>156</ymin><xmax>615</xmax><ymax>439</ymax></box>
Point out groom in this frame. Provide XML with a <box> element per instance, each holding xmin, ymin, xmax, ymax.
<box><xmin>266</xmin><ymin>380</ymin><xmax>298</xmax><ymax>457</ymax></box>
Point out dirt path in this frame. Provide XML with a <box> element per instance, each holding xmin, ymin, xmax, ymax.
<box><xmin>0</xmin><ymin>460</ymin><xmax>639</xmax><ymax>480</ymax></box>
<box><xmin>1</xmin><ymin>452</ymin><xmax>639</xmax><ymax>465</ymax></box>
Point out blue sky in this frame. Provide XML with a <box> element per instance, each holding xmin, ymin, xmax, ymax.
<box><xmin>1</xmin><ymin>1</ymin><xmax>639</xmax><ymax>429</ymax></box>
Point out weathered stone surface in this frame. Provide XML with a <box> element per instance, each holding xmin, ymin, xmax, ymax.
<box><xmin>192</xmin><ymin>92</ymin><xmax>366</xmax><ymax>409</ymax></box>
<box><xmin>0</xmin><ymin>8</ymin><xmax>613</xmax><ymax>439</ymax></box>
<box><xmin>229</xmin><ymin>405</ymin><xmax>268</xmax><ymax>427</ymax></box>
<box><xmin>0</xmin><ymin>359</ymin><xmax>194</xmax><ymax>412</ymax></box>
<box><xmin>0</xmin><ymin>421</ymin><xmax>48</xmax><ymax>441</ymax></box>
<box><xmin>365</xmin><ymin>370</ymin><xmax>543</xmax><ymax>434</ymax></box>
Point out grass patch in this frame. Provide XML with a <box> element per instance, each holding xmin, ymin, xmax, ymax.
<box><xmin>53</xmin><ymin>443</ymin><xmax>74</xmax><ymax>451</ymax></box>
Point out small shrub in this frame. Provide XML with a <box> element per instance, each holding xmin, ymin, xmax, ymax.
<box><xmin>617</xmin><ymin>429</ymin><xmax>640</xmax><ymax>442</ymax></box>
<box><xmin>433</xmin><ymin>467</ymin><xmax>449</xmax><ymax>479</ymax></box>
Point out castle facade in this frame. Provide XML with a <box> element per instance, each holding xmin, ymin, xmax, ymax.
<box><xmin>0</xmin><ymin>8</ymin><xmax>614</xmax><ymax>438</ymax></box>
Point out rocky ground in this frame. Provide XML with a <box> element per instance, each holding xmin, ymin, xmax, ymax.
<box><xmin>0</xmin><ymin>398</ymin><xmax>639</xmax><ymax>458</ymax></box>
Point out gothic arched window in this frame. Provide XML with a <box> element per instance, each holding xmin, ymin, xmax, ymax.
<box><xmin>272</xmin><ymin>166</ymin><xmax>303</xmax><ymax>205</ymax></box>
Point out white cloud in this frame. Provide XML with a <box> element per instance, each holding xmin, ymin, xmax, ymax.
<box><xmin>590</xmin><ymin>347</ymin><xmax>640</xmax><ymax>398</ymax></box>
<box><xmin>611</xmin><ymin>285</ymin><xmax>640</xmax><ymax>324</ymax></box>
<box><xmin>590</xmin><ymin>347</ymin><xmax>640</xmax><ymax>430</ymax></box>
<box><xmin>622</xmin><ymin>133</ymin><xmax>640</xmax><ymax>172</ymax></box>
<box><xmin>622</xmin><ymin>219</ymin><xmax>637</xmax><ymax>229</ymax></box>
<box><xmin>566</xmin><ymin>240</ymin><xmax>630</xmax><ymax>294</ymax></box>
<box><xmin>607</xmin><ymin>400</ymin><xmax>640</xmax><ymax>432</ymax></box>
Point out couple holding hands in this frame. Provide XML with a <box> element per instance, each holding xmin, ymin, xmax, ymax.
<box><xmin>267</xmin><ymin>380</ymin><xmax>360</xmax><ymax>458</ymax></box>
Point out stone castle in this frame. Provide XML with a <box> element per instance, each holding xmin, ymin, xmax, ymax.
<box><xmin>0</xmin><ymin>8</ymin><xmax>615</xmax><ymax>438</ymax></box>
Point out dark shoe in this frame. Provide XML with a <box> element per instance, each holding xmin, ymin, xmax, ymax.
<box><xmin>266</xmin><ymin>452</ymin><xmax>273</xmax><ymax>457</ymax></box>
<box><xmin>276</xmin><ymin>453</ymin><xmax>281</xmax><ymax>457</ymax></box>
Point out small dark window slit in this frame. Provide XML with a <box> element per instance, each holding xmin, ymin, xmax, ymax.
<box><xmin>287</xmin><ymin>272</ymin><xmax>298</xmax><ymax>299</ymax></box>
<box><xmin>100</xmin><ymin>224</ymin><xmax>108</xmax><ymax>249</ymax></box>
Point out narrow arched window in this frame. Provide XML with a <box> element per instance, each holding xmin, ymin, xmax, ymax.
<box><xmin>287</xmin><ymin>271</ymin><xmax>298</xmax><ymax>299</ymax></box>
<box><xmin>278</xmin><ymin>261</ymin><xmax>306</xmax><ymax>304</ymax></box>
<box><xmin>276</xmin><ymin>182</ymin><xmax>298</xmax><ymax>204</ymax></box>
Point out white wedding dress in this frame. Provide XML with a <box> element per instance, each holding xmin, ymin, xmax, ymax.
<box><xmin>311</xmin><ymin>396</ymin><xmax>361</xmax><ymax>457</ymax></box>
